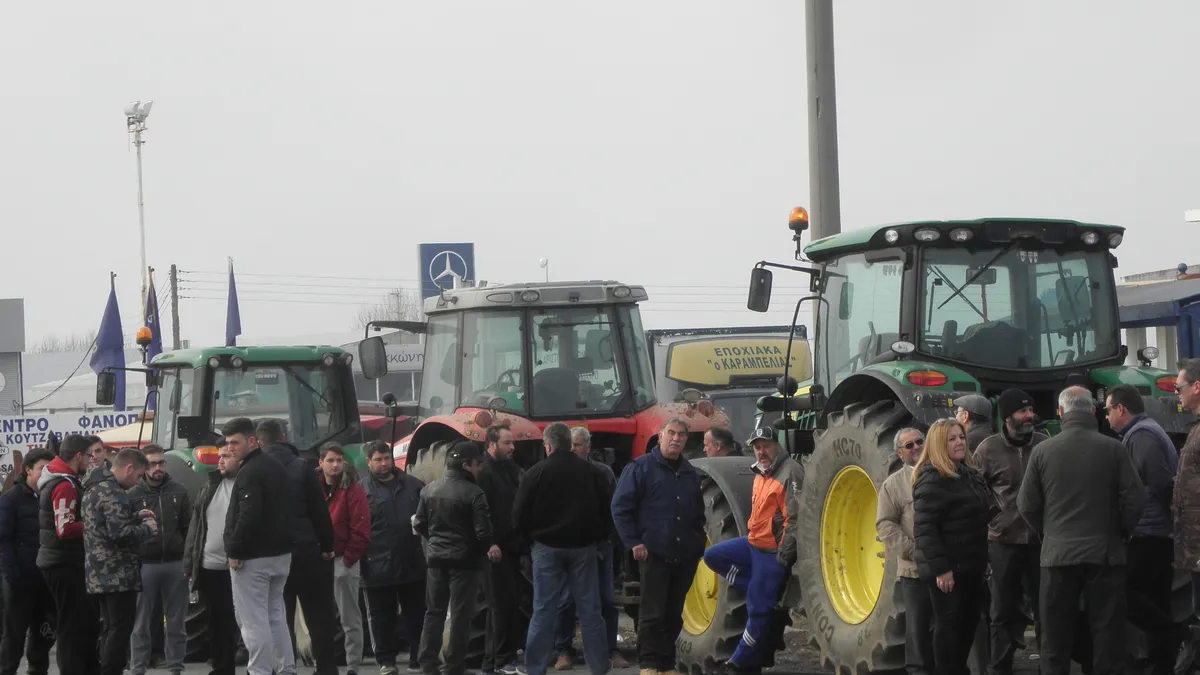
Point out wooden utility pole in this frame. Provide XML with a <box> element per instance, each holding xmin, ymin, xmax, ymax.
<box><xmin>169</xmin><ymin>264</ymin><xmax>181</xmax><ymax>350</ymax></box>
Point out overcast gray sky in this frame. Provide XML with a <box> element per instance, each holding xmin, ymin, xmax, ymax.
<box><xmin>2</xmin><ymin>1</ymin><xmax>1197</xmax><ymax>348</ymax></box>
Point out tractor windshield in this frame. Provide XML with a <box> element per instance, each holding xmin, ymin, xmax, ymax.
<box><xmin>919</xmin><ymin>247</ymin><xmax>1120</xmax><ymax>369</ymax></box>
<box><xmin>210</xmin><ymin>364</ymin><xmax>350</xmax><ymax>451</ymax></box>
<box><xmin>528</xmin><ymin>306</ymin><xmax>628</xmax><ymax>416</ymax></box>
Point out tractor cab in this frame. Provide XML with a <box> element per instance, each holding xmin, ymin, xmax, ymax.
<box><xmin>97</xmin><ymin>346</ymin><xmax>364</xmax><ymax>496</ymax></box>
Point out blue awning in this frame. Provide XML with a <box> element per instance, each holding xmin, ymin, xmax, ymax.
<box><xmin>1117</xmin><ymin>278</ymin><xmax>1200</xmax><ymax>327</ymax></box>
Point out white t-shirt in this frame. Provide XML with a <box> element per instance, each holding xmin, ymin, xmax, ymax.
<box><xmin>202</xmin><ymin>478</ymin><xmax>235</xmax><ymax>570</ymax></box>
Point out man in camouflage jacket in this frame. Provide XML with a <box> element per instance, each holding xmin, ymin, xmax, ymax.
<box><xmin>82</xmin><ymin>449</ymin><xmax>158</xmax><ymax>675</ymax></box>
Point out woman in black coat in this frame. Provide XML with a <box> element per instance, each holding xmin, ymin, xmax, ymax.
<box><xmin>912</xmin><ymin>418</ymin><xmax>995</xmax><ymax>675</ymax></box>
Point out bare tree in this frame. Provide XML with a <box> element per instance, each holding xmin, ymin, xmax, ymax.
<box><xmin>29</xmin><ymin>330</ymin><xmax>100</xmax><ymax>354</ymax></box>
<box><xmin>355</xmin><ymin>288</ymin><xmax>425</xmax><ymax>329</ymax></box>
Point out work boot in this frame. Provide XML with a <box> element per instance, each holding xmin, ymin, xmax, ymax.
<box><xmin>610</xmin><ymin>652</ymin><xmax>630</xmax><ymax>669</ymax></box>
<box><xmin>555</xmin><ymin>654</ymin><xmax>573</xmax><ymax>670</ymax></box>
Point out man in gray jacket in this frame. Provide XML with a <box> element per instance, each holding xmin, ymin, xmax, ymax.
<box><xmin>876</xmin><ymin>427</ymin><xmax>931</xmax><ymax>675</ymax></box>
<box><xmin>1105</xmin><ymin>383</ymin><xmax>1181</xmax><ymax>675</ymax></box>
<box><xmin>1017</xmin><ymin>386</ymin><xmax>1145</xmax><ymax>675</ymax></box>
<box><xmin>973</xmin><ymin>388</ymin><xmax>1047</xmax><ymax>675</ymax></box>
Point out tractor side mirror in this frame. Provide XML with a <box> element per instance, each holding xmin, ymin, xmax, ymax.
<box><xmin>838</xmin><ymin>282</ymin><xmax>854</xmax><ymax>320</ymax></box>
<box><xmin>359</xmin><ymin>336</ymin><xmax>389</xmax><ymax>380</ymax></box>
<box><xmin>748</xmin><ymin>268</ymin><xmax>773</xmax><ymax>313</ymax></box>
<box><xmin>96</xmin><ymin>372</ymin><xmax>117</xmax><ymax>407</ymax></box>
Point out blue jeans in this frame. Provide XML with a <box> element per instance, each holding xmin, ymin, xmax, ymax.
<box><xmin>555</xmin><ymin>543</ymin><xmax>619</xmax><ymax>655</ymax></box>
<box><xmin>525</xmin><ymin>543</ymin><xmax>611</xmax><ymax>675</ymax></box>
<box><xmin>702</xmin><ymin>537</ymin><xmax>787</xmax><ymax>667</ymax></box>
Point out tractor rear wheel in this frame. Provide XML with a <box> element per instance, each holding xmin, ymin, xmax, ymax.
<box><xmin>675</xmin><ymin>459</ymin><xmax>786</xmax><ymax>675</ymax></box>
<box><xmin>792</xmin><ymin>400</ymin><xmax>910</xmax><ymax>674</ymax></box>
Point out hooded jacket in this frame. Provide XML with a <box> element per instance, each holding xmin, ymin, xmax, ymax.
<box><xmin>972</xmin><ymin>424</ymin><xmax>1048</xmax><ymax>544</ymax></box>
<box><xmin>1017</xmin><ymin>411</ymin><xmax>1145</xmax><ymax>567</ymax></box>
<box><xmin>413</xmin><ymin>467</ymin><xmax>493</xmax><ymax>569</ymax></box>
<box><xmin>129</xmin><ymin>473</ymin><xmax>191</xmax><ymax>562</ymax></box>
<box><xmin>36</xmin><ymin>456</ymin><xmax>85</xmax><ymax>569</ymax></box>
<box><xmin>320</xmin><ymin>466</ymin><xmax>371</xmax><ymax>567</ymax></box>
<box><xmin>748</xmin><ymin>450</ymin><xmax>803</xmax><ymax>567</ymax></box>
<box><xmin>359</xmin><ymin>467</ymin><xmax>426</xmax><ymax>586</ymax></box>
<box><xmin>262</xmin><ymin>442</ymin><xmax>335</xmax><ymax>557</ymax></box>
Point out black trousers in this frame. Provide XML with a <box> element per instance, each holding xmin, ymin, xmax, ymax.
<box><xmin>283</xmin><ymin>552</ymin><xmax>338</xmax><ymax>675</ymax></box>
<box><xmin>482</xmin><ymin>555</ymin><xmax>523</xmax><ymax>671</ymax></box>
<box><xmin>365</xmin><ymin>580</ymin><xmax>427</xmax><ymax>668</ymax></box>
<box><xmin>637</xmin><ymin>554</ymin><xmax>700</xmax><ymax>672</ymax></box>
<box><xmin>41</xmin><ymin>564</ymin><xmax>99</xmax><ymax>675</ymax></box>
<box><xmin>96</xmin><ymin>591</ymin><xmax>137</xmax><ymax>675</ymax></box>
<box><xmin>901</xmin><ymin>577</ymin><xmax>935</xmax><ymax>675</ymax></box>
<box><xmin>1126</xmin><ymin>537</ymin><xmax>1177</xmax><ymax>675</ymax></box>
<box><xmin>1039</xmin><ymin>564</ymin><xmax>1126</xmax><ymax>675</ymax></box>
<box><xmin>418</xmin><ymin>567</ymin><xmax>480</xmax><ymax>675</ymax></box>
<box><xmin>195</xmin><ymin>567</ymin><xmax>238</xmax><ymax>675</ymax></box>
<box><xmin>987</xmin><ymin>541</ymin><xmax>1040</xmax><ymax>675</ymax></box>
<box><xmin>928</xmin><ymin>571</ymin><xmax>984</xmax><ymax>675</ymax></box>
<box><xmin>0</xmin><ymin>575</ymin><xmax>54</xmax><ymax>675</ymax></box>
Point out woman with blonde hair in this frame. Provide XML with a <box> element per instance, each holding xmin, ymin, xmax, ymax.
<box><xmin>912</xmin><ymin>418</ymin><xmax>995</xmax><ymax>675</ymax></box>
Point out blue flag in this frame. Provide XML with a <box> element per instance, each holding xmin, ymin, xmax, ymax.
<box><xmin>90</xmin><ymin>275</ymin><xmax>126</xmax><ymax>411</ymax></box>
<box><xmin>226</xmin><ymin>259</ymin><xmax>241</xmax><ymax>347</ymax></box>
<box><xmin>144</xmin><ymin>276</ymin><xmax>163</xmax><ymax>412</ymax></box>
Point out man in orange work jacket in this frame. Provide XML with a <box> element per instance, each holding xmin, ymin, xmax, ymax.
<box><xmin>701</xmin><ymin>426</ymin><xmax>803</xmax><ymax>674</ymax></box>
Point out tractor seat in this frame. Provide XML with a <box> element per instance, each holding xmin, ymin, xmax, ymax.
<box><xmin>957</xmin><ymin>321</ymin><xmax>1026</xmax><ymax>365</ymax></box>
<box><xmin>533</xmin><ymin>368</ymin><xmax>581</xmax><ymax>414</ymax></box>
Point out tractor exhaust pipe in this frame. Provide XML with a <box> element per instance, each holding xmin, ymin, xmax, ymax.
<box><xmin>806</xmin><ymin>0</ymin><xmax>842</xmax><ymax>242</ymax></box>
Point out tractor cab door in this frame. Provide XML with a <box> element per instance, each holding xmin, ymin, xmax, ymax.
<box><xmin>815</xmin><ymin>253</ymin><xmax>905</xmax><ymax>394</ymax></box>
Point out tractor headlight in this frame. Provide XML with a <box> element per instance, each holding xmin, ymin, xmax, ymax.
<box><xmin>884</xmin><ymin>229</ymin><xmax>900</xmax><ymax>244</ymax></box>
<box><xmin>914</xmin><ymin>228</ymin><xmax>941</xmax><ymax>242</ymax></box>
<box><xmin>1108</xmin><ymin>233</ymin><xmax>1123</xmax><ymax>248</ymax></box>
<box><xmin>1081</xmin><ymin>231</ymin><xmax>1100</xmax><ymax>245</ymax></box>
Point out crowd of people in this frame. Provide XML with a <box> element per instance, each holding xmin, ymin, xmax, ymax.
<box><xmin>877</xmin><ymin>358</ymin><xmax>1200</xmax><ymax>675</ymax></box>
<box><xmin>0</xmin><ymin>411</ymin><xmax>799</xmax><ymax>675</ymax></box>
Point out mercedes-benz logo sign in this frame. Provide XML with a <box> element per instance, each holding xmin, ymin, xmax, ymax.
<box><xmin>429</xmin><ymin>250</ymin><xmax>469</xmax><ymax>290</ymax></box>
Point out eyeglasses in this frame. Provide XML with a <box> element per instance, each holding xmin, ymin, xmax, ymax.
<box><xmin>902</xmin><ymin>439</ymin><xmax>925</xmax><ymax>450</ymax></box>
<box><xmin>1177</xmin><ymin>380</ymin><xmax>1196</xmax><ymax>393</ymax></box>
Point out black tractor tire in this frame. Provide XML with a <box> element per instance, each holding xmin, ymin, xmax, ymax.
<box><xmin>676</xmin><ymin>457</ymin><xmax>787</xmax><ymax>675</ymax></box>
<box><xmin>792</xmin><ymin>400</ymin><xmax>911</xmax><ymax>674</ymax></box>
<box><xmin>408</xmin><ymin>440</ymin><xmax>456</xmax><ymax>484</ymax></box>
<box><xmin>1175</xmin><ymin>570</ymin><xmax>1198</xmax><ymax>675</ymax></box>
<box><xmin>457</xmin><ymin>555</ymin><xmax>534</xmax><ymax>668</ymax></box>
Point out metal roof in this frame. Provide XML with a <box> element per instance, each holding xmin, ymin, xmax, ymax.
<box><xmin>1117</xmin><ymin>277</ymin><xmax>1200</xmax><ymax>327</ymax></box>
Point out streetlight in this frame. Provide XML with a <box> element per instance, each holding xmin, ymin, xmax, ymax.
<box><xmin>539</xmin><ymin>257</ymin><xmax>549</xmax><ymax>282</ymax></box>
<box><xmin>125</xmin><ymin>100</ymin><xmax>153</xmax><ymax>309</ymax></box>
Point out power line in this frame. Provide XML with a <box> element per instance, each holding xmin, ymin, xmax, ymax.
<box><xmin>24</xmin><ymin>334</ymin><xmax>99</xmax><ymax>408</ymax></box>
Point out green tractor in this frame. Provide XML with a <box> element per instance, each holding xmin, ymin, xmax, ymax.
<box><xmin>676</xmin><ymin>210</ymin><xmax>1197</xmax><ymax>674</ymax></box>
<box><xmin>96</xmin><ymin>345</ymin><xmax>368</xmax><ymax>663</ymax></box>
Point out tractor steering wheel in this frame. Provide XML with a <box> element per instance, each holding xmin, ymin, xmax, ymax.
<box><xmin>494</xmin><ymin>369</ymin><xmax>522</xmax><ymax>391</ymax></box>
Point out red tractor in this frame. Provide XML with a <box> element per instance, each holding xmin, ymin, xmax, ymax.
<box><xmin>357</xmin><ymin>280</ymin><xmax>730</xmax><ymax>658</ymax></box>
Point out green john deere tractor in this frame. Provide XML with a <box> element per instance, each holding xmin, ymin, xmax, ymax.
<box><xmin>674</xmin><ymin>209</ymin><xmax>1198</xmax><ymax>675</ymax></box>
<box><xmin>97</xmin><ymin>345</ymin><xmax>369</xmax><ymax>664</ymax></box>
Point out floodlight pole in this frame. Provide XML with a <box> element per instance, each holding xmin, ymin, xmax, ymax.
<box><xmin>127</xmin><ymin>107</ymin><xmax>150</xmax><ymax>311</ymax></box>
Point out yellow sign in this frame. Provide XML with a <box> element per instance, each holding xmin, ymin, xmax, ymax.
<box><xmin>665</xmin><ymin>337</ymin><xmax>812</xmax><ymax>387</ymax></box>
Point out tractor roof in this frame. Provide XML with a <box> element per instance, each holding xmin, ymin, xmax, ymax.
<box><xmin>150</xmin><ymin>345</ymin><xmax>347</xmax><ymax>368</ymax></box>
<box><xmin>803</xmin><ymin>217</ymin><xmax>1125</xmax><ymax>261</ymax></box>
<box><xmin>426</xmin><ymin>280</ymin><xmax>648</xmax><ymax>313</ymax></box>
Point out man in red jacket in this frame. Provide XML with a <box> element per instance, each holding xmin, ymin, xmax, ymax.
<box><xmin>319</xmin><ymin>442</ymin><xmax>371</xmax><ymax>675</ymax></box>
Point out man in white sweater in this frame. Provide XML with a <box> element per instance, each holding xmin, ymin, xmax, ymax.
<box><xmin>876</xmin><ymin>428</ymin><xmax>931</xmax><ymax>675</ymax></box>
<box><xmin>182</xmin><ymin>443</ymin><xmax>242</xmax><ymax>675</ymax></box>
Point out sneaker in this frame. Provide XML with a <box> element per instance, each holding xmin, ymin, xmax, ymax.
<box><xmin>407</xmin><ymin>665</ymin><xmax>423</xmax><ymax>674</ymax></box>
<box><xmin>381</xmin><ymin>666</ymin><xmax>400</xmax><ymax>675</ymax></box>
<box><xmin>555</xmin><ymin>654</ymin><xmax>572</xmax><ymax>670</ymax></box>
<box><xmin>500</xmin><ymin>663</ymin><xmax>522</xmax><ymax>675</ymax></box>
<box><xmin>610</xmin><ymin>652</ymin><xmax>630</xmax><ymax>669</ymax></box>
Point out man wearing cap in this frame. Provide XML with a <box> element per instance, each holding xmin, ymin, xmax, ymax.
<box><xmin>956</xmin><ymin>394</ymin><xmax>995</xmax><ymax>454</ymax></box>
<box><xmin>973</xmin><ymin>389</ymin><xmax>1047</xmax><ymax>675</ymax></box>
<box><xmin>701</xmin><ymin>426</ymin><xmax>803</xmax><ymax>675</ymax></box>
<box><xmin>412</xmin><ymin>441</ymin><xmax>494</xmax><ymax>675</ymax></box>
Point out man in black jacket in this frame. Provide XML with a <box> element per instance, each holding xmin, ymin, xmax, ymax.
<box><xmin>1017</xmin><ymin>387</ymin><xmax>1145</xmax><ymax>675</ymax></box>
<box><xmin>256</xmin><ymin>419</ymin><xmax>338</xmax><ymax>675</ymax></box>
<box><xmin>973</xmin><ymin>388</ymin><xmax>1047</xmax><ymax>675</ymax></box>
<box><xmin>222</xmin><ymin>417</ymin><xmax>295</xmax><ymax>675</ymax></box>
<box><xmin>1105</xmin><ymin>384</ymin><xmax>1182</xmax><ymax>675</ymax></box>
<box><xmin>360</xmin><ymin>440</ymin><xmax>427</xmax><ymax>675</ymax></box>
<box><xmin>477</xmin><ymin>422</ymin><xmax>523</xmax><ymax>675</ymax></box>
<box><xmin>0</xmin><ymin>448</ymin><xmax>55</xmax><ymax>675</ymax></box>
<box><xmin>128</xmin><ymin>444</ymin><xmax>192</xmax><ymax>675</ymax></box>
<box><xmin>413</xmin><ymin>440</ymin><xmax>494</xmax><ymax>675</ymax></box>
<box><xmin>514</xmin><ymin>423</ymin><xmax>613</xmax><ymax>675</ymax></box>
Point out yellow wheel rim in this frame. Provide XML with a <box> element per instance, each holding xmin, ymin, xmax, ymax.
<box><xmin>819</xmin><ymin>465</ymin><xmax>885</xmax><ymax>624</ymax></box>
<box><xmin>682</xmin><ymin>535</ymin><xmax>717</xmax><ymax>635</ymax></box>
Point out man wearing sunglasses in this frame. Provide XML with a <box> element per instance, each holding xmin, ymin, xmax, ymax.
<box><xmin>974</xmin><ymin>389</ymin><xmax>1047</xmax><ymax>675</ymax></box>
<box><xmin>877</xmin><ymin>428</ymin><xmax>931</xmax><ymax>675</ymax></box>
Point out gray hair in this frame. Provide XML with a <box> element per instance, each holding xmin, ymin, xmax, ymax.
<box><xmin>894</xmin><ymin>427</ymin><xmax>924</xmax><ymax>451</ymax></box>
<box><xmin>1181</xmin><ymin>358</ymin><xmax>1200</xmax><ymax>385</ymax></box>
<box><xmin>661</xmin><ymin>417</ymin><xmax>689</xmax><ymax>435</ymax></box>
<box><xmin>571</xmin><ymin>427</ymin><xmax>591</xmax><ymax>444</ymax></box>
<box><xmin>543</xmin><ymin>422</ymin><xmax>572</xmax><ymax>454</ymax></box>
<box><xmin>1058</xmin><ymin>386</ymin><xmax>1094</xmax><ymax>413</ymax></box>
